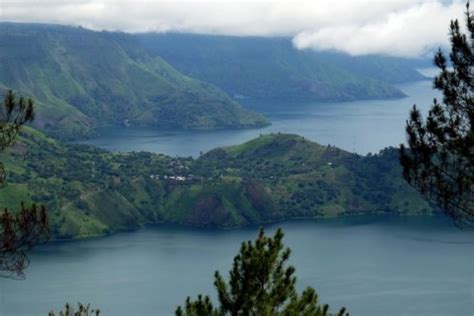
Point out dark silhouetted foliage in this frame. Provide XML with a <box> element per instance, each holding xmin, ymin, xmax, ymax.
<box><xmin>400</xmin><ymin>3</ymin><xmax>474</xmax><ymax>227</ymax></box>
<box><xmin>0</xmin><ymin>203</ymin><xmax>48</xmax><ymax>279</ymax></box>
<box><xmin>0</xmin><ymin>90</ymin><xmax>35</xmax><ymax>151</ymax></box>
<box><xmin>0</xmin><ymin>90</ymin><xmax>48</xmax><ymax>279</ymax></box>
<box><xmin>48</xmin><ymin>303</ymin><xmax>100</xmax><ymax>316</ymax></box>
<box><xmin>176</xmin><ymin>228</ymin><xmax>348</xmax><ymax>316</ymax></box>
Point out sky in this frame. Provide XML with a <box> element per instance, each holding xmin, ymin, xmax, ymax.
<box><xmin>0</xmin><ymin>0</ymin><xmax>467</xmax><ymax>57</ymax></box>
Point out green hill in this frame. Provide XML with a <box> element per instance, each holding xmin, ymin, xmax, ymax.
<box><xmin>138</xmin><ymin>33</ymin><xmax>427</xmax><ymax>101</ymax></box>
<box><xmin>0</xmin><ymin>130</ymin><xmax>433</xmax><ymax>239</ymax></box>
<box><xmin>0</xmin><ymin>23</ymin><xmax>268</xmax><ymax>139</ymax></box>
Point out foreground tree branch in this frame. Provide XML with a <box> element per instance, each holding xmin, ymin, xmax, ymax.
<box><xmin>176</xmin><ymin>228</ymin><xmax>348</xmax><ymax>316</ymax></box>
<box><xmin>0</xmin><ymin>203</ymin><xmax>48</xmax><ymax>279</ymax></box>
<box><xmin>49</xmin><ymin>303</ymin><xmax>101</xmax><ymax>316</ymax></box>
<box><xmin>0</xmin><ymin>90</ymin><xmax>49</xmax><ymax>279</ymax></box>
<box><xmin>400</xmin><ymin>2</ymin><xmax>474</xmax><ymax>228</ymax></box>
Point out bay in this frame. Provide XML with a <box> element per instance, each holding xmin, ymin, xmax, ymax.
<box><xmin>80</xmin><ymin>80</ymin><xmax>439</xmax><ymax>157</ymax></box>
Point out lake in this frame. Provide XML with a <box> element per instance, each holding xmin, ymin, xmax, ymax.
<box><xmin>80</xmin><ymin>79</ymin><xmax>439</xmax><ymax>157</ymax></box>
<box><xmin>1</xmin><ymin>217</ymin><xmax>472</xmax><ymax>316</ymax></box>
<box><xmin>4</xmin><ymin>76</ymin><xmax>472</xmax><ymax>315</ymax></box>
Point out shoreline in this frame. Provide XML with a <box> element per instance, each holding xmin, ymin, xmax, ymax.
<box><xmin>44</xmin><ymin>212</ymin><xmax>450</xmax><ymax>244</ymax></box>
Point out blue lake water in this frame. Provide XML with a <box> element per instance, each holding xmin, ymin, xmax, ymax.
<box><xmin>3</xmin><ymin>77</ymin><xmax>472</xmax><ymax>315</ymax></box>
<box><xmin>1</xmin><ymin>217</ymin><xmax>472</xmax><ymax>316</ymax></box>
<box><xmin>80</xmin><ymin>80</ymin><xmax>439</xmax><ymax>157</ymax></box>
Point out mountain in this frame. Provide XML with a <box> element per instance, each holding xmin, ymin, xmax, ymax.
<box><xmin>1</xmin><ymin>130</ymin><xmax>433</xmax><ymax>239</ymax></box>
<box><xmin>308</xmin><ymin>51</ymin><xmax>430</xmax><ymax>84</ymax></box>
<box><xmin>0</xmin><ymin>23</ymin><xmax>268</xmax><ymax>139</ymax></box>
<box><xmin>138</xmin><ymin>33</ymin><xmax>427</xmax><ymax>101</ymax></box>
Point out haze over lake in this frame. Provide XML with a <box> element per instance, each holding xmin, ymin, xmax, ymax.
<box><xmin>82</xmin><ymin>79</ymin><xmax>438</xmax><ymax>157</ymax></box>
<box><xmin>1</xmin><ymin>217</ymin><xmax>472</xmax><ymax>316</ymax></box>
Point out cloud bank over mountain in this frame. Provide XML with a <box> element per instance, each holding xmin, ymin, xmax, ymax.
<box><xmin>0</xmin><ymin>0</ymin><xmax>465</xmax><ymax>57</ymax></box>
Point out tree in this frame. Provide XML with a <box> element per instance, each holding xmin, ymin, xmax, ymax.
<box><xmin>176</xmin><ymin>228</ymin><xmax>348</xmax><ymax>316</ymax></box>
<box><xmin>0</xmin><ymin>90</ymin><xmax>49</xmax><ymax>279</ymax></box>
<box><xmin>48</xmin><ymin>303</ymin><xmax>101</xmax><ymax>316</ymax></box>
<box><xmin>400</xmin><ymin>2</ymin><xmax>474</xmax><ymax>227</ymax></box>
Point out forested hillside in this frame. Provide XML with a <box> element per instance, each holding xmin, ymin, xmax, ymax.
<box><xmin>138</xmin><ymin>33</ymin><xmax>427</xmax><ymax>101</ymax></box>
<box><xmin>0</xmin><ymin>24</ymin><xmax>430</xmax><ymax>141</ymax></box>
<box><xmin>0</xmin><ymin>130</ymin><xmax>432</xmax><ymax>240</ymax></box>
<box><xmin>0</xmin><ymin>23</ymin><xmax>268</xmax><ymax>139</ymax></box>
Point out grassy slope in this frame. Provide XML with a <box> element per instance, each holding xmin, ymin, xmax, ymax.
<box><xmin>138</xmin><ymin>34</ymin><xmax>426</xmax><ymax>101</ymax></box>
<box><xmin>0</xmin><ymin>23</ymin><xmax>268</xmax><ymax>139</ymax></box>
<box><xmin>202</xmin><ymin>134</ymin><xmax>431</xmax><ymax>218</ymax></box>
<box><xmin>0</xmin><ymin>130</ymin><xmax>432</xmax><ymax>240</ymax></box>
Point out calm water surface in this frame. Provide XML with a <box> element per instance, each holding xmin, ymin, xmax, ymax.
<box><xmin>81</xmin><ymin>80</ymin><xmax>439</xmax><ymax>157</ymax></box>
<box><xmin>1</xmin><ymin>217</ymin><xmax>473</xmax><ymax>316</ymax></box>
<box><xmin>5</xmin><ymin>78</ymin><xmax>473</xmax><ymax>315</ymax></box>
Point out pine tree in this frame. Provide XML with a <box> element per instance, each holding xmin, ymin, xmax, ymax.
<box><xmin>48</xmin><ymin>303</ymin><xmax>101</xmax><ymax>316</ymax></box>
<box><xmin>176</xmin><ymin>228</ymin><xmax>348</xmax><ymax>316</ymax></box>
<box><xmin>0</xmin><ymin>90</ymin><xmax>49</xmax><ymax>279</ymax></box>
<box><xmin>176</xmin><ymin>296</ymin><xmax>220</xmax><ymax>316</ymax></box>
<box><xmin>400</xmin><ymin>2</ymin><xmax>474</xmax><ymax>227</ymax></box>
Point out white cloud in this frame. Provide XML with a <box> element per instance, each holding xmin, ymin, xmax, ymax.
<box><xmin>293</xmin><ymin>1</ymin><xmax>465</xmax><ymax>57</ymax></box>
<box><xmin>0</xmin><ymin>0</ymin><xmax>467</xmax><ymax>57</ymax></box>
